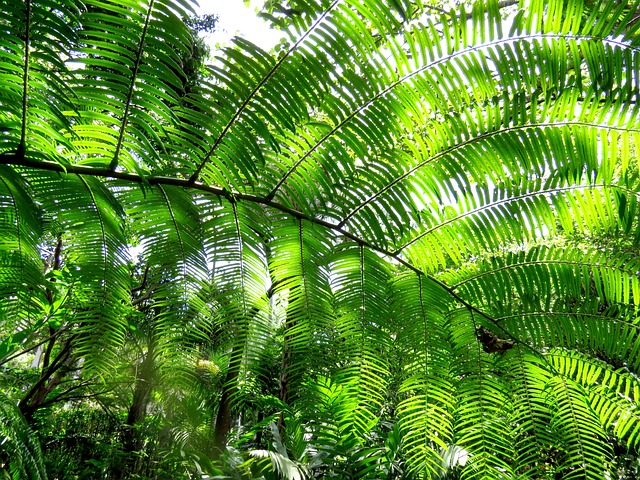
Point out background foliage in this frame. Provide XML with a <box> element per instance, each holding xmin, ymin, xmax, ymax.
<box><xmin>1</xmin><ymin>0</ymin><xmax>640</xmax><ymax>478</ymax></box>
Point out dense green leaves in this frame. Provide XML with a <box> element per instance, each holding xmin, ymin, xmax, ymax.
<box><xmin>1</xmin><ymin>0</ymin><xmax>640</xmax><ymax>478</ymax></box>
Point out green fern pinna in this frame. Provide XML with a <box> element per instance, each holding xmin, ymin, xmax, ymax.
<box><xmin>1</xmin><ymin>0</ymin><xmax>640</xmax><ymax>478</ymax></box>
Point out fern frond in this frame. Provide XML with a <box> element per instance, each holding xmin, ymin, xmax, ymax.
<box><xmin>447</xmin><ymin>244</ymin><xmax>640</xmax><ymax>314</ymax></box>
<box><xmin>331</xmin><ymin>243</ymin><xmax>391</xmax><ymax>436</ymax></box>
<box><xmin>24</xmin><ymin>169</ymin><xmax>131</xmax><ymax>371</ymax></box>
<box><xmin>0</xmin><ymin>166</ymin><xmax>45</xmax><ymax>328</ymax></box>
<box><xmin>188</xmin><ymin>0</ymin><xmax>425</xmax><ymax>194</ymax></box>
<box><xmin>70</xmin><ymin>0</ymin><xmax>195</xmax><ymax>171</ymax></box>
<box><xmin>0</xmin><ymin>0</ymin><xmax>78</xmax><ymax>159</ymax></box>
<box><xmin>505</xmin><ymin>349</ymin><xmax>556</xmax><ymax>479</ymax></box>
<box><xmin>203</xmin><ymin>199</ymin><xmax>271</xmax><ymax>399</ymax></box>
<box><xmin>119</xmin><ymin>183</ymin><xmax>207</xmax><ymax>381</ymax></box>
<box><xmin>392</xmin><ymin>273</ymin><xmax>455</xmax><ymax>477</ymax></box>
<box><xmin>448</xmin><ymin>307</ymin><xmax>516</xmax><ymax>479</ymax></box>
<box><xmin>268</xmin><ymin>215</ymin><xmax>334</xmax><ymax>401</ymax></box>
<box><xmin>546</xmin><ymin>376</ymin><xmax>614</xmax><ymax>479</ymax></box>
<box><xmin>547</xmin><ymin>348</ymin><xmax>640</xmax><ymax>448</ymax></box>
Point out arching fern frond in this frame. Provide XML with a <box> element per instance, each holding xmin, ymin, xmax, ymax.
<box><xmin>448</xmin><ymin>307</ymin><xmax>516</xmax><ymax>479</ymax></box>
<box><xmin>119</xmin><ymin>183</ymin><xmax>208</xmax><ymax>379</ymax></box>
<box><xmin>203</xmin><ymin>199</ymin><xmax>271</xmax><ymax>403</ymax></box>
<box><xmin>0</xmin><ymin>0</ymin><xmax>79</xmax><ymax>160</ymax></box>
<box><xmin>23</xmin><ymin>169</ymin><xmax>131</xmax><ymax>371</ymax></box>
<box><xmin>2</xmin><ymin>0</ymin><xmax>640</xmax><ymax>477</ymax></box>
<box><xmin>70</xmin><ymin>0</ymin><xmax>196</xmax><ymax>172</ymax></box>
<box><xmin>546</xmin><ymin>376</ymin><xmax>614</xmax><ymax>480</ymax></box>
<box><xmin>446</xmin><ymin>244</ymin><xmax>640</xmax><ymax>313</ymax></box>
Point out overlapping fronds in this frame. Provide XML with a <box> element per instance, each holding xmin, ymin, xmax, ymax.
<box><xmin>0</xmin><ymin>165</ymin><xmax>44</xmax><ymax>325</ymax></box>
<box><xmin>268</xmin><ymin>216</ymin><xmax>334</xmax><ymax>400</ymax></box>
<box><xmin>448</xmin><ymin>307</ymin><xmax>516</xmax><ymax>479</ymax></box>
<box><xmin>391</xmin><ymin>273</ymin><xmax>454</xmax><ymax>477</ymax></box>
<box><xmin>118</xmin><ymin>183</ymin><xmax>207</xmax><ymax>378</ymax></box>
<box><xmin>0</xmin><ymin>392</ymin><xmax>47</xmax><ymax>480</ymax></box>
<box><xmin>446</xmin><ymin>244</ymin><xmax>640</xmax><ymax>312</ymax></box>
<box><xmin>504</xmin><ymin>350</ymin><xmax>556</xmax><ymax>479</ymax></box>
<box><xmin>69</xmin><ymin>0</ymin><xmax>196</xmax><ymax>171</ymax></box>
<box><xmin>1</xmin><ymin>0</ymin><xmax>640</xmax><ymax>477</ymax></box>
<box><xmin>547</xmin><ymin>349</ymin><xmax>640</xmax><ymax>447</ymax></box>
<box><xmin>203</xmin><ymin>199</ymin><xmax>270</xmax><ymax>394</ymax></box>
<box><xmin>301</xmin><ymin>375</ymin><xmax>387</xmax><ymax>479</ymax></box>
<box><xmin>546</xmin><ymin>376</ymin><xmax>614</xmax><ymax>479</ymax></box>
<box><xmin>23</xmin><ymin>170</ymin><xmax>131</xmax><ymax>371</ymax></box>
<box><xmin>0</xmin><ymin>0</ymin><xmax>79</xmax><ymax>159</ymax></box>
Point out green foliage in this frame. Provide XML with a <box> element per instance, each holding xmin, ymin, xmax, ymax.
<box><xmin>0</xmin><ymin>393</ymin><xmax>46</xmax><ymax>480</ymax></box>
<box><xmin>1</xmin><ymin>0</ymin><xmax>640</xmax><ymax>478</ymax></box>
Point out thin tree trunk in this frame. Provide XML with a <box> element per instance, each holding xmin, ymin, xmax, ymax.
<box><xmin>113</xmin><ymin>343</ymin><xmax>155</xmax><ymax>480</ymax></box>
<box><xmin>213</xmin><ymin>342</ymin><xmax>241</xmax><ymax>458</ymax></box>
<box><xmin>18</xmin><ymin>336</ymin><xmax>74</xmax><ymax>421</ymax></box>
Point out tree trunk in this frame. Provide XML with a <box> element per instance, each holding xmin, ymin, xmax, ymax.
<box><xmin>213</xmin><ymin>340</ymin><xmax>242</xmax><ymax>458</ymax></box>
<box><xmin>113</xmin><ymin>343</ymin><xmax>155</xmax><ymax>480</ymax></box>
<box><xmin>18</xmin><ymin>335</ymin><xmax>74</xmax><ymax>421</ymax></box>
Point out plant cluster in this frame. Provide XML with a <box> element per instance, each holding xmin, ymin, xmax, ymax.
<box><xmin>1</xmin><ymin>0</ymin><xmax>640</xmax><ymax>478</ymax></box>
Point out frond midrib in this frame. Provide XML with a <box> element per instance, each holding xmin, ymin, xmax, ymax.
<box><xmin>188</xmin><ymin>0</ymin><xmax>342</xmax><ymax>184</ymax></box>
<box><xmin>270</xmin><ymin>33</ymin><xmax>640</xmax><ymax>206</ymax></box>
<box><xmin>396</xmin><ymin>182</ymin><xmax>637</xmax><ymax>253</ymax></box>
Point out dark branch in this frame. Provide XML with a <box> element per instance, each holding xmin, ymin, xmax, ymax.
<box><xmin>0</xmin><ymin>153</ymin><xmax>518</xmax><ymax>341</ymax></box>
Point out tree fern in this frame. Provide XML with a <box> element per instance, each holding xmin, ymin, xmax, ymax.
<box><xmin>1</xmin><ymin>0</ymin><xmax>640</xmax><ymax>477</ymax></box>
